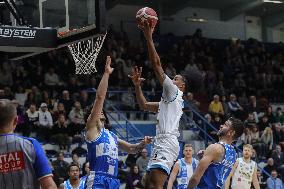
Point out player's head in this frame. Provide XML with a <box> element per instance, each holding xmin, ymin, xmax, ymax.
<box><xmin>67</xmin><ymin>164</ymin><xmax>80</xmax><ymax>180</ymax></box>
<box><xmin>172</xmin><ymin>74</ymin><xmax>187</xmax><ymax>92</ymax></box>
<box><xmin>183</xmin><ymin>144</ymin><xmax>194</xmax><ymax>158</ymax></box>
<box><xmin>0</xmin><ymin>99</ymin><xmax>17</xmax><ymax>133</ymax></box>
<box><xmin>217</xmin><ymin>117</ymin><xmax>244</xmax><ymax>141</ymax></box>
<box><xmin>100</xmin><ymin>109</ymin><xmax>111</xmax><ymax>130</ymax></box>
<box><xmin>243</xmin><ymin>144</ymin><xmax>253</xmax><ymax>159</ymax></box>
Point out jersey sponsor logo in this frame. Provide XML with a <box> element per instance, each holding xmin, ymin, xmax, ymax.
<box><xmin>0</xmin><ymin>151</ymin><xmax>25</xmax><ymax>173</ymax></box>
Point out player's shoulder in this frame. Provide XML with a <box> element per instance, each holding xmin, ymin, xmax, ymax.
<box><xmin>207</xmin><ymin>143</ymin><xmax>224</xmax><ymax>153</ymax></box>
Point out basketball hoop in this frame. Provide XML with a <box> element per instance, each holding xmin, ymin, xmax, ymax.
<box><xmin>67</xmin><ymin>31</ymin><xmax>107</xmax><ymax>74</ymax></box>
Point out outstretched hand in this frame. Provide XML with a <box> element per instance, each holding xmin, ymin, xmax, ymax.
<box><xmin>138</xmin><ymin>20</ymin><xmax>154</xmax><ymax>40</ymax></box>
<box><xmin>143</xmin><ymin>136</ymin><xmax>152</xmax><ymax>145</ymax></box>
<box><xmin>128</xmin><ymin>66</ymin><xmax>145</xmax><ymax>86</ymax></box>
<box><xmin>104</xmin><ymin>56</ymin><xmax>114</xmax><ymax>74</ymax></box>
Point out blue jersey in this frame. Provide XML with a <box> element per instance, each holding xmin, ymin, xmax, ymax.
<box><xmin>0</xmin><ymin>134</ymin><xmax>52</xmax><ymax>189</ymax></box>
<box><xmin>197</xmin><ymin>142</ymin><xmax>237</xmax><ymax>189</ymax></box>
<box><xmin>86</xmin><ymin>128</ymin><xmax>118</xmax><ymax>177</ymax></box>
<box><xmin>63</xmin><ymin>178</ymin><xmax>85</xmax><ymax>189</ymax></box>
<box><xmin>176</xmin><ymin>158</ymin><xmax>198</xmax><ymax>189</ymax></box>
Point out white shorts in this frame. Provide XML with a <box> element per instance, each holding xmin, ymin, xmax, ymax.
<box><xmin>147</xmin><ymin>134</ymin><xmax>179</xmax><ymax>175</ymax></box>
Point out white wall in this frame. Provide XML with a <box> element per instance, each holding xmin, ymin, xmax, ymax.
<box><xmin>245</xmin><ymin>16</ymin><xmax>262</xmax><ymax>41</ymax></box>
<box><xmin>107</xmin><ymin>5</ymin><xmax>248</xmax><ymax>40</ymax></box>
<box><xmin>272</xmin><ymin>29</ymin><xmax>284</xmax><ymax>43</ymax></box>
<box><xmin>160</xmin><ymin>7</ymin><xmax>246</xmax><ymax>40</ymax></box>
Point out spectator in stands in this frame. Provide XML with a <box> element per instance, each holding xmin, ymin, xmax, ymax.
<box><xmin>120</xmin><ymin>87</ymin><xmax>136</xmax><ymax>119</ymax></box>
<box><xmin>31</xmin><ymin>86</ymin><xmax>42</xmax><ymax>105</ymax></box>
<box><xmin>15</xmin><ymin>86</ymin><xmax>27</xmax><ymax>106</ymax></box>
<box><xmin>186</xmin><ymin>92</ymin><xmax>200</xmax><ymax>112</ymax></box>
<box><xmin>259</xmin><ymin>127</ymin><xmax>273</xmax><ymax>157</ymax></box>
<box><xmin>69</xmin><ymin>101</ymin><xmax>85</xmax><ymax>135</ymax></box>
<box><xmin>53</xmin><ymin>102</ymin><xmax>67</xmax><ymax>122</ymax></box>
<box><xmin>42</xmin><ymin>90</ymin><xmax>54</xmax><ymax>110</ymax></box>
<box><xmin>38</xmin><ymin>102</ymin><xmax>53</xmax><ymax>141</ymax></box>
<box><xmin>0</xmin><ymin>62</ymin><xmax>13</xmax><ymax>86</ymax></box>
<box><xmin>59</xmin><ymin>90</ymin><xmax>74</xmax><ymax>113</ymax></box>
<box><xmin>257</xmin><ymin>170</ymin><xmax>267</xmax><ymax>189</ymax></box>
<box><xmin>79</xmin><ymin>90</ymin><xmax>91</xmax><ymax>110</ymax></box>
<box><xmin>244</xmin><ymin>112</ymin><xmax>258</xmax><ymax>128</ymax></box>
<box><xmin>136</xmin><ymin>148</ymin><xmax>149</xmax><ymax>176</ymax></box>
<box><xmin>71</xmin><ymin>153</ymin><xmax>82</xmax><ymax>173</ymax></box>
<box><xmin>44</xmin><ymin>67</ymin><xmax>60</xmax><ymax>87</ymax></box>
<box><xmin>67</xmin><ymin>76</ymin><xmax>80</xmax><ymax>94</ymax></box>
<box><xmin>258</xmin><ymin>115</ymin><xmax>270</xmax><ymax>133</ymax></box>
<box><xmin>3</xmin><ymin>86</ymin><xmax>14</xmax><ymax>100</ymax></box>
<box><xmin>275</xmin><ymin>107</ymin><xmax>284</xmax><ymax>124</ymax></box>
<box><xmin>266</xmin><ymin>170</ymin><xmax>283</xmax><ymax>189</ymax></box>
<box><xmin>237</xmin><ymin>127</ymin><xmax>252</xmax><ymax>147</ymax></box>
<box><xmin>52</xmin><ymin>152</ymin><xmax>69</xmax><ymax>186</ymax></box>
<box><xmin>221</xmin><ymin>95</ymin><xmax>230</xmax><ymax>118</ymax></box>
<box><xmin>50</xmin><ymin>114</ymin><xmax>70</xmax><ymax>151</ymax></box>
<box><xmin>263</xmin><ymin>158</ymin><xmax>277</xmax><ymax>181</ymax></box>
<box><xmin>271</xmin><ymin>145</ymin><xmax>284</xmax><ymax>169</ymax></box>
<box><xmin>266</xmin><ymin>106</ymin><xmax>276</xmax><ymax>124</ymax></box>
<box><xmin>81</xmin><ymin>162</ymin><xmax>90</xmax><ymax>178</ymax></box>
<box><xmin>228</xmin><ymin>94</ymin><xmax>244</xmax><ymax>119</ymax></box>
<box><xmin>208</xmin><ymin>95</ymin><xmax>224</xmax><ymax>117</ymax></box>
<box><xmin>25</xmin><ymin>104</ymin><xmax>39</xmax><ymax>137</ymax></box>
<box><xmin>125</xmin><ymin>165</ymin><xmax>143</xmax><ymax>189</ymax></box>
<box><xmin>24</xmin><ymin>92</ymin><xmax>37</xmax><ymax>108</ymax></box>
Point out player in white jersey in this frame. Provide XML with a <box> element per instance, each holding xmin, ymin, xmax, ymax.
<box><xmin>225</xmin><ymin>144</ymin><xmax>260</xmax><ymax>189</ymax></box>
<box><xmin>130</xmin><ymin>20</ymin><xmax>187</xmax><ymax>189</ymax></box>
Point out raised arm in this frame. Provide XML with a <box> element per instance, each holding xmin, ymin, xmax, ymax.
<box><xmin>86</xmin><ymin>56</ymin><xmax>113</xmax><ymax>140</ymax></box>
<box><xmin>140</xmin><ymin>21</ymin><xmax>166</xmax><ymax>85</ymax></box>
<box><xmin>187</xmin><ymin>144</ymin><xmax>223</xmax><ymax>189</ymax></box>
<box><xmin>224</xmin><ymin>160</ymin><xmax>239</xmax><ymax>189</ymax></box>
<box><xmin>167</xmin><ymin>161</ymin><xmax>180</xmax><ymax>189</ymax></box>
<box><xmin>129</xmin><ymin>66</ymin><xmax>159</xmax><ymax>113</ymax></box>
<box><xmin>118</xmin><ymin>136</ymin><xmax>152</xmax><ymax>154</ymax></box>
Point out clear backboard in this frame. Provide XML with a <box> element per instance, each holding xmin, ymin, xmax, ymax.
<box><xmin>0</xmin><ymin>0</ymin><xmax>106</xmax><ymax>60</ymax></box>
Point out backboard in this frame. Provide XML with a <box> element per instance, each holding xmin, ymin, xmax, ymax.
<box><xmin>0</xmin><ymin>0</ymin><xmax>106</xmax><ymax>60</ymax></box>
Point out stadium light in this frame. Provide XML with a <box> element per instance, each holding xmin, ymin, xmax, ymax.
<box><xmin>263</xmin><ymin>0</ymin><xmax>283</xmax><ymax>3</ymax></box>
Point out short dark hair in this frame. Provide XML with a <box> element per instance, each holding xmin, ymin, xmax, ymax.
<box><xmin>229</xmin><ymin>117</ymin><xmax>244</xmax><ymax>139</ymax></box>
<box><xmin>68</xmin><ymin>163</ymin><xmax>80</xmax><ymax>172</ymax></box>
<box><xmin>0</xmin><ymin>99</ymin><xmax>17</xmax><ymax>128</ymax></box>
<box><xmin>180</xmin><ymin>74</ymin><xmax>189</xmax><ymax>93</ymax></box>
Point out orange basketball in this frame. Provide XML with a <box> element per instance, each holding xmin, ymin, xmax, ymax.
<box><xmin>136</xmin><ymin>7</ymin><xmax>158</xmax><ymax>28</ymax></box>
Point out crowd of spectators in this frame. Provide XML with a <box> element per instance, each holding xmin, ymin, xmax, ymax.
<box><xmin>1</xmin><ymin>26</ymin><xmax>284</xmax><ymax>188</ymax></box>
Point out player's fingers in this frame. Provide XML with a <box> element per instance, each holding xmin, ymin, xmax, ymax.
<box><xmin>134</xmin><ymin>66</ymin><xmax>139</xmax><ymax>73</ymax></box>
<box><xmin>139</xmin><ymin>67</ymin><xmax>143</xmax><ymax>74</ymax></box>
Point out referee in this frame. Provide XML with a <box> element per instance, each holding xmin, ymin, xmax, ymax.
<box><xmin>0</xmin><ymin>99</ymin><xmax>57</xmax><ymax>189</ymax></box>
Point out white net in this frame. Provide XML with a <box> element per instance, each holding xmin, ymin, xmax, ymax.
<box><xmin>68</xmin><ymin>32</ymin><xmax>107</xmax><ymax>74</ymax></box>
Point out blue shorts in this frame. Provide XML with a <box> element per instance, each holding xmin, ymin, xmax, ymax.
<box><xmin>85</xmin><ymin>172</ymin><xmax>120</xmax><ymax>189</ymax></box>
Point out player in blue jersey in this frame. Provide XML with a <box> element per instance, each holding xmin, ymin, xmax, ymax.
<box><xmin>59</xmin><ymin>164</ymin><xmax>85</xmax><ymax>189</ymax></box>
<box><xmin>84</xmin><ymin>56</ymin><xmax>152</xmax><ymax>189</ymax></box>
<box><xmin>0</xmin><ymin>99</ymin><xmax>57</xmax><ymax>189</ymax></box>
<box><xmin>187</xmin><ymin>117</ymin><xmax>244</xmax><ymax>189</ymax></box>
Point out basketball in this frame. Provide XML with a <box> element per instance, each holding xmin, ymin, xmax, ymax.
<box><xmin>136</xmin><ymin>7</ymin><xmax>158</xmax><ymax>28</ymax></box>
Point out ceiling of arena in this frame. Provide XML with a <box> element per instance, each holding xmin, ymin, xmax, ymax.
<box><xmin>107</xmin><ymin>0</ymin><xmax>284</xmax><ymax>27</ymax></box>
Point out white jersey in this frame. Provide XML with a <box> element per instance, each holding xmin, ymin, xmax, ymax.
<box><xmin>231</xmin><ymin>157</ymin><xmax>256</xmax><ymax>189</ymax></box>
<box><xmin>156</xmin><ymin>75</ymin><xmax>184</xmax><ymax>137</ymax></box>
<box><xmin>147</xmin><ymin>76</ymin><xmax>184</xmax><ymax>175</ymax></box>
